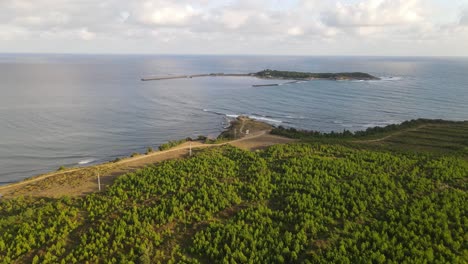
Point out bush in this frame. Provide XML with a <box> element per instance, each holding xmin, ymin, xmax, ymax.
<box><xmin>197</xmin><ymin>135</ymin><xmax>207</xmax><ymax>141</ymax></box>
<box><xmin>159</xmin><ymin>139</ymin><xmax>187</xmax><ymax>151</ymax></box>
<box><xmin>146</xmin><ymin>147</ymin><xmax>153</xmax><ymax>154</ymax></box>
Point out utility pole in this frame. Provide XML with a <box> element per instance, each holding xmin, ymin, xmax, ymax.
<box><xmin>97</xmin><ymin>172</ymin><xmax>101</xmax><ymax>191</ymax></box>
<box><xmin>189</xmin><ymin>142</ymin><xmax>192</xmax><ymax>156</ymax></box>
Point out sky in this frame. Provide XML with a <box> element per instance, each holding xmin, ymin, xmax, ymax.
<box><xmin>1</xmin><ymin>0</ymin><xmax>468</xmax><ymax>56</ymax></box>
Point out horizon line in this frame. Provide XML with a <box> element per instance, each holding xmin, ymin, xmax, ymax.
<box><xmin>1</xmin><ymin>52</ymin><xmax>468</xmax><ymax>59</ymax></box>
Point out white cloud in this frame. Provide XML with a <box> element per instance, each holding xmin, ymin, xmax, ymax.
<box><xmin>287</xmin><ymin>27</ymin><xmax>304</xmax><ymax>36</ymax></box>
<box><xmin>461</xmin><ymin>9</ymin><xmax>468</xmax><ymax>25</ymax></box>
<box><xmin>322</xmin><ymin>0</ymin><xmax>426</xmax><ymax>28</ymax></box>
<box><xmin>220</xmin><ymin>10</ymin><xmax>250</xmax><ymax>29</ymax></box>
<box><xmin>13</xmin><ymin>12</ymin><xmax>69</xmax><ymax>28</ymax></box>
<box><xmin>0</xmin><ymin>25</ymin><xmax>27</xmax><ymax>40</ymax></box>
<box><xmin>78</xmin><ymin>28</ymin><xmax>96</xmax><ymax>40</ymax></box>
<box><xmin>0</xmin><ymin>0</ymin><xmax>467</xmax><ymax>55</ymax></box>
<box><xmin>138</xmin><ymin>3</ymin><xmax>199</xmax><ymax>26</ymax></box>
<box><xmin>119</xmin><ymin>11</ymin><xmax>130</xmax><ymax>23</ymax></box>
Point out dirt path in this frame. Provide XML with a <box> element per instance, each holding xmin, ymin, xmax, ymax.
<box><xmin>0</xmin><ymin>130</ymin><xmax>294</xmax><ymax>198</ymax></box>
<box><xmin>238</xmin><ymin>118</ymin><xmax>246</xmax><ymax>134</ymax></box>
<box><xmin>352</xmin><ymin>124</ymin><xmax>428</xmax><ymax>143</ymax></box>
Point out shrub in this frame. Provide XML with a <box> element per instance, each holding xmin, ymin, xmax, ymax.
<box><xmin>197</xmin><ymin>135</ymin><xmax>207</xmax><ymax>141</ymax></box>
<box><xmin>159</xmin><ymin>139</ymin><xmax>187</xmax><ymax>151</ymax></box>
<box><xmin>146</xmin><ymin>147</ymin><xmax>153</xmax><ymax>154</ymax></box>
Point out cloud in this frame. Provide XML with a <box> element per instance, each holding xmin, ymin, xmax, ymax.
<box><xmin>317</xmin><ymin>0</ymin><xmax>434</xmax><ymax>39</ymax></box>
<box><xmin>461</xmin><ymin>9</ymin><xmax>468</xmax><ymax>25</ymax></box>
<box><xmin>78</xmin><ymin>28</ymin><xmax>96</xmax><ymax>40</ymax></box>
<box><xmin>287</xmin><ymin>27</ymin><xmax>304</xmax><ymax>36</ymax></box>
<box><xmin>220</xmin><ymin>10</ymin><xmax>250</xmax><ymax>29</ymax></box>
<box><xmin>0</xmin><ymin>0</ymin><xmax>467</xmax><ymax>55</ymax></box>
<box><xmin>137</xmin><ymin>2</ymin><xmax>199</xmax><ymax>26</ymax></box>
<box><xmin>0</xmin><ymin>25</ymin><xmax>28</xmax><ymax>40</ymax></box>
<box><xmin>322</xmin><ymin>0</ymin><xmax>426</xmax><ymax>27</ymax></box>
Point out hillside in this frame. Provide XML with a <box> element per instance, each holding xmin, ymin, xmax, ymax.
<box><xmin>271</xmin><ymin>119</ymin><xmax>468</xmax><ymax>156</ymax></box>
<box><xmin>0</xmin><ymin>120</ymin><xmax>467</xmax><ymax>263</ymax></box>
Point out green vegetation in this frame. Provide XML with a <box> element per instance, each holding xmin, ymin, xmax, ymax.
<box><xmin>158</xmin><ymin>138</ymin><xmax>193</xmax><ymax>151</ymax></box>
<box><xmin>272</xmin><ymin>119</ymin><xmax>461</xmax><ymax>139</ymax></box>
<box><xmin>146</xmin><ymin>147</ymin><xmax>154</xmax><ymax>155</ymax></box>
<box><xmin>1</xmin><ymin>120</ymin><xmax>467</xmax><ymax>263</ymax></box>
<box><xmin>272</xmin><ymin>119</ymin><xmax>468</xmax><ymax>156</ymax></box>
<box><xmin>255</xmin><ymin>69</ymin><xmax>379</xmax><ymax>80</ymax></box>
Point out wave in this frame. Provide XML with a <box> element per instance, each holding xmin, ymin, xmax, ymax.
<box><xmin>362</xmin><ymin>120</ymin><xmax>400</xmax><ymax>128</ymax></box>
<box><xmin>249</xmin><ymin>115</ymin><xmax>282</xmax><ymax>124</ymax></box>
<box><xmin>378</xmin><ymin>76</ymin><xmax>403</xmax><ymax>81</ymax></box>
<box><xmin>202</xmin><ymin>109</ymin><xmax>225</xmax><ymax>116</ymax></box>
<box><xmin>203</xmin><ymin>109</ymin><xmax>282</xmax><ymax>124</ymax></box>
<box><xmin>284</xmin><ymin>115</ymin><xmax>306</xmax><ymax>120</ymax></box>
<box><xmin>78</xmin><ymin>159</ymin><xmax>96</xmax><ymax>165</ymax></box>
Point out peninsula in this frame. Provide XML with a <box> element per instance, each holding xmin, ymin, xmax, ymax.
<box><xmin>141</xmin><ymin>69</ymin><xmax>380</xmax><ymax>82</ymax></box>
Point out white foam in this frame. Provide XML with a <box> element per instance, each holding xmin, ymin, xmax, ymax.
<box><xmin>249</xmin><ymin>115</ymin><xmax>282</xmax><ymax>124</ymax></box>
<box><xmin>284</xmin><ymin>115</ymin><xmax>306</xmax><ymax>119</ymax></box>
<box><xmin>202</xmin><ymin>109</ymin><xmax>225</xmax><ymax>116</ymax></box>
<box><xmin>78</xmin><ymin>159</ymin><xmax>96</xmax><ymax>165</ymax></box>
<box><xmin>378</xmin><ymin>76</ymin><xmax>403</xmax><ymax>81</ymax></box>
<box><xmin>206</xmin><ymin>109</ymin><xmax>283</xmax><ymax>124</ymax></box>
<box><xmin>363</xmin><ymin>120</ymin><xmax>399</xmax><ymax>128</ymax></box>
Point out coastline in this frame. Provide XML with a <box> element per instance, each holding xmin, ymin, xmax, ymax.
<box><xmin>0</xmin><ymin>117</ymin><xmax>294</xmax><ymax>198</ymax></box>
<box><xmin>3</xmin><ymin>117</ymin><xmax>466</xmax><ymax>198</ymax></box>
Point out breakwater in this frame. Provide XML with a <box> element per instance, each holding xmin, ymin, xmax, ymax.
<box><xmin>141</xmin><ymin>73</ymin><xmax>253</xmax><ymax>81</ymax></box>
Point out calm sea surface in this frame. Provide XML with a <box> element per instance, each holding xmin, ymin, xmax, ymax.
<box><xmin>1</xmin><ymin>54</ymin><xmax>467</xmax><ymax>184</ymax></box>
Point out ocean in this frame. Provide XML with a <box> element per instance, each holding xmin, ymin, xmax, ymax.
<box><xmin>1</xmin><ymin>54</ymin><xmax>467</xmax><ymax>184</ymax></box>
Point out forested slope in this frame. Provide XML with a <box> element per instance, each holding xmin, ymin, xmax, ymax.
<box><xmin>1</xmin><ymin>141</ymin><xmax>466</xmax><ymax>263</ymax></box>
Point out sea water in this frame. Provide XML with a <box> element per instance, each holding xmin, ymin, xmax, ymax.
<box><xmin>1</xmin><ymin>54</ymin><xmax>467</xmax><ymax>183</ymax></box>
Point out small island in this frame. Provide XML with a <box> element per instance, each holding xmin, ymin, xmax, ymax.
<box><xmin>141</xmin><ymin>69</ymin><xmax>380</xmax><ymax>82</ymax></box>
<box><xmin>255</xmin><ymin>69</ymin><xmax>380</xmax><ymax>80</ymax></box>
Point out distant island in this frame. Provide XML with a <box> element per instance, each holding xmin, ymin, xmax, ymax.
<box><xmin>255</xmin><ymin>69</ymin><xmax>380</xmax><ymax>80</ymax></box>
<box><xmin>141</xmin><ymin>69</ymin><xmax>380</xmax><ymax>82</ymax></box>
